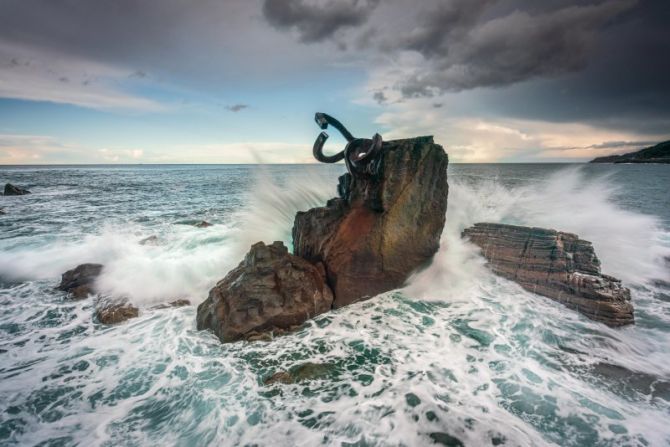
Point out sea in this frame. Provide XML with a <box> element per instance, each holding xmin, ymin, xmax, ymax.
<box><xmin>0</xmin><ymin>163</ymin><xmax>669</xmax><ymax>446</ymax></box>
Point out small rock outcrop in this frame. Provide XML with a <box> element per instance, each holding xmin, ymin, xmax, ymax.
<box><xmin>139</xmin><ymin>235</ymin><xmax>159</xmax><ymax>245</ymax></box>
<box><xmin>57</xmin><ymin>263</ymin><xmax>103</xmax><ymax>299</ymax></box>
<box><xmin>4</xmin><ymin>183</ymin><xmax>31</xmax><ymax>196</ymax></box>
<box><xmin>293</xmin><ymin>136</ymin><xmax>449</xmax><ymax>307</ymax></box>
<box><xmin>462</xmin><ymin>223</ymin><xmax>634</xmax><ymax>326</ymax></box>
<box><xmin>152</xmin><ymin>299</ymin><xmax>191</xmax><ymax>309</ymax></box>
<box><xmin>196</xmin><ymin>241</ymin><xmax>334</xmax><ymax>342</ymax></box>
<box><xmin>95</xmin><ymin>299</ymin><xmax>139</xmax><ymax>325</ymax></box>
<box><xmin>263</xmin><ymin>362</ymin><xmax>335</xmax><ymax>385</ymax></box>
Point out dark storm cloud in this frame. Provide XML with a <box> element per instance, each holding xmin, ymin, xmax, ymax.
<box><xmin>396</xmin><ymin>0</ymin><xmax>637</xmax><ymax>96</ymax></box>
<box><xmin>397</xmin><ymin>0</ymin><xmax>496</xmax><ymax>58</ymax></box>
<box><xmin>475</xmin><ymin>0</ymin><xmax>670</xmax><ymax>134</ymax></box>
<box><xmin>225</xmin><ymin>104</ymin><xmax>249</xmax><ymax>112</ymax></box>
<box><xmin>262</xmin><ymin>0</ymin><xmax>379</xmax><ymax>43</ymax></box>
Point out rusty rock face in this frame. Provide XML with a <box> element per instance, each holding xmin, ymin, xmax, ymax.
<box><xmin>294</xmin><ymin>135</ymin><xmax>449</xmax><ymax>308</ymax></box>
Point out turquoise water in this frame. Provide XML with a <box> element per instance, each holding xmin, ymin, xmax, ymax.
<box><xmin>1</xmin><ymin>163</ymin><xmax>669</xmax><ymax>446</ymax></box>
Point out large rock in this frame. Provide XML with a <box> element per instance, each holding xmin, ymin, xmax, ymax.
<box><xmin>293</xmin><ymin>136</ymin><xmax>449</xmax><ymax>307</ymax></box>
<box><xmin>57</xmin><ymin>263</ymin><xmax>103</xmax><ymax>299</ymax></box>
<box><xmin>196</xmin><ymin>241</ymin><xmax>334</xmax><ymax>342</ymax></box>
<box><xmin>462</xmin><ymin>223</ymin><xmax>634</xmax><ymax>326</ymax></box>
<box><xmin>4</xmin><ymin>183</ymin><xmax>30</xmax><ymax>196</ymax></box>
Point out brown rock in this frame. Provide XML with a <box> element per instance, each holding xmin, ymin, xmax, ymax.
<box><xmin>293</xmin><ymin>136</ymin><xmax>449</xmax><ymax>308</ymax></box>
<box><xmin>57</xmin><ymin>263</ymin><xmax>103</xmax><ymax>299</ymax></box>
<box><xmin>462</xmin><ymin>223</ymin><xmax>634</xmax><ymax>326</ymax></box>
<box><xmin>196</xmin><ymin>241</ymin><xmax>334</xmax><ymax>342</ymax></box>
<box><xmin>195</xmin><ymin>221</ymin><xmax>212</xmax><ymax>228</ymax></box>
<box><xmin>95</xmin><ymin>299</ymin><xmax>139</xmax><ymax>325</ymax></box>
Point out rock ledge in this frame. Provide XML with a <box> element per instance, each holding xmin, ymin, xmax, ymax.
<box><xmin>462</xmin><ymin>223</ymin><xmax>634</xmax><ymax>326</ymax></box>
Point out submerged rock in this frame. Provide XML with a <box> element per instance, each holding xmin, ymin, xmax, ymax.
<box><xmin>151</xmin><ymin>298</ymin><xmax>191</xmax><ymax>309</ymax></box>
<box><xmin>263</xmin><ymin>362</ymin><xmax>335</xmax><ymax>385</ymax></box>
<box><xmin>293</xmin><ymin>136</ymin><xmax>449</xmax><ymax>307</ymax></box>
<box><xmin>196</xmin><ymin>241</ymin><xmax>333</xmax><ymax>342</ymax></box>
<box><xmin>95</xmin><ymin>299</ymin><xmax>139</xmax><ymax>325</ymax></box>
<box><xmin>0</xmin><ymin>207</ymin><xmax>5</xmax><ymax>215</ymax></box>
<box><xmin>57</xmin><ymin>263</ymin><xmax>103</xmax><ymax>299</ymax></box>
<box><xmin>4</xmin><ymin>183</ymin><xmax>31</xmax><ymax>196</ymax></box>
<box><xmin>139</xmin><ymin>235</ymin><xmax>160</xmax><ymax>245</ymax></box>
<box><xmin>462</xmin><ymin>223</ymin><xmax>634</xmax><ymax>326</ymax></box>
<box><xmin>194</xmin><ymin>220</ymin><xmax>213</xmax><ymax>228</ymax></box>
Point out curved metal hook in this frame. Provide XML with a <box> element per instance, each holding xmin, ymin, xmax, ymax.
<box><xmin>313</xmin><ymin>131</ymin><xmax>345</xmax><ymax>163</ymax></box>
<box><xmin>314</xmin><ymin>113</ymin><xmax>355</xmax><ymax>142</ymax></box>
<box><xmin>312</xmin><ymin>113</ymin><xmax>383</xmax><ymax>177</ymax></box>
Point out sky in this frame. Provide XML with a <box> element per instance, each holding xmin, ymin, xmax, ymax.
<box><xmin>0</xmin><ymin>0</ymin><xmax>668</xmax><ymax>164</ymax></box>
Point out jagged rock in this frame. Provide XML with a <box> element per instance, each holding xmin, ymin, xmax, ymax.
<box><xmin>195</xmin><ymin>221</ymin><xmax>212</xmax><ymax>228</ymax></box>
<box><xmin>196</xmin><ymin>241</ymin><xmax>334</xmax><ymax>343</ymax></box>
<box><xmin>57</xmin><ymin>263</ymin><xmax>103</xmax><ymax>299</ymax></box>
<box><xmin>139</xmin><ymin>235</ymin><xmax>159</xmax><ymax>245</ymax></box>
<box><xmin>4</xmin><ymin>183</ymin><xmax>31</xmax><ymax>196</ymax></box>
<box><xmin>462</xmin><ymin>223</ymin><xmax>634</xmax><ymax>326</ymax></box>
<box><xmin>95</xmin><ymin>299</ymin><xmax>139</xmax><ymax>325</ymax></box>
<box><xmin>293</xmin><ymin>136</ymin><xmax>449</xmax><ymax>308</ymax></box>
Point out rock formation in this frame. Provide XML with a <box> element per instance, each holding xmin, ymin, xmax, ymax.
<box><xmin>4</xmin><ymin>183</ymin><xmax>31</xmax><ymax>196</ymax></box>
<box><xmin>293</xmin><ymin>136</ymin><xmax>449</xmax><ymax>307</ymax></box>
<box><xmin>95</xmin><ymin>299</ymin><xmax>139</xmax><ymax>325</ymax></box>
<box><xmin>264</xmin><ymin>362</ymin><xmax>335</xmax><ymax>385</ymax></box>
<box><xmin>57</xmin><ymin>263</ymin><xmax>103</xmax><ymax>299</ymax></box>
<box><xmin>196</xmin><ymin>241</ymin><xmax>334</xmax><ymax>342</ymax></box>
<box><xmin>462</xmin><ymin>223</ymin><xmax>634</xmax><ymax>326</ymax></box>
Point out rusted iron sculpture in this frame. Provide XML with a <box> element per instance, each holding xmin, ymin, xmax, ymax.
<box><xmin>312</xmin><ymin>112</ymin><xmax>383</xmax><ymax>172</ymax></box>
<box><xmin>312</xmin><ymin>112</ymin><xmax>384</xmax><ymax>202</ymax></box>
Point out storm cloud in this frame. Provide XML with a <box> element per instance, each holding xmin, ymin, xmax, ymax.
<box><xmin>262</xmin><ymin>0</ymin><xmax>380</xmax><ymax>43</ymax></box>
<box><xmin>399</xmin><ymin>0</ymin><xmax>636</xmax><ymax>95</ymax></box>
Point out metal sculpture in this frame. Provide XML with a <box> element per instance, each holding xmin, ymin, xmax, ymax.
<box><xmin>312</xmin><ymin>113</ymin><xmax>383</xmax><ymax>178</ymax></box>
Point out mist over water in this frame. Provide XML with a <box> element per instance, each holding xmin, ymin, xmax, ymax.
<box><xmin>1</xmin><ymin>163</ymin><xmax>669</xmax><ymax>446</ymax></box>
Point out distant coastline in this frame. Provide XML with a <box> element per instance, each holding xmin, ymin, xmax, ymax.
<box><xmin>590</xmin><ymin>140</ymin><xmax>670</xmax><ymax>164</ymax></box>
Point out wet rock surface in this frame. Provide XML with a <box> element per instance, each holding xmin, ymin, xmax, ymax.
<box><xmin>151</xmin><ymin>299</ymin><xmax>191</xmax><ymax>309</ymax></box>
<box><xmin>3</xmin><ymin>183</ymin><xmax>31</xmax><ymax>196</ymax></box>
<box><xmin>263</xmin><ymin>362</ymin><xmax>335</xmax><ymax>385</ymax></box>
<box><xmin>196</xmin><ymin>241</ymin><xmax>333</xmax><ymax>342</ymax></box>
<box><xmin>462</xmin><ymin>223</ymin><xmax>634</xmax><ymax>326</ymax></box>
<box><xmin>293</xmin><ymin>136</ymin><xmax>449</xmax><ymax>308</ymax></box>
<box><xmin>57</xmin><ymin>263</ymin><xmax>103</xmax><ymax>299</ymax></box>
<box><xmin>95</xmin><ymin>299</ymin><xmax>140</xmax><ymax>325</ymax></box>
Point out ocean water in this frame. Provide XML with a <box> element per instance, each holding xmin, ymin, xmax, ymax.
<box><xmin>0</xmin><ymin>163</ymin><xmax>669</xmax><ymax>446</ymax></box>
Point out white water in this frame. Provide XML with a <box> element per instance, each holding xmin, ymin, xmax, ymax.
<box><xmin>1</xmin><ymin>164</ymin><xmax>669</xmax><ymax>446</ymax></box>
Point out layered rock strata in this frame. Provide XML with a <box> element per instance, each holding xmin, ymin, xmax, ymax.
<box><xmin>462</xmin><ymin>223</ymin><xmax>634</xmax><ymax>326</ymax></box>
